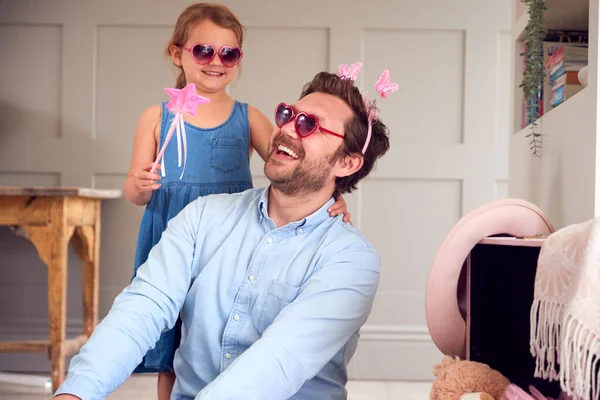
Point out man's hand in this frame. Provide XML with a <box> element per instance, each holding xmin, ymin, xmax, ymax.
<box><xmin>53</xmin><ymin>395</ymin><xmax>81</xmax><ymax>400</ymax></box>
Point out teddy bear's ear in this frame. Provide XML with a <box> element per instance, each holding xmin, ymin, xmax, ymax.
<box><xmin>433</xmin><ymin>355</ymin><xmax>454</xmax><ymax>376</ymax></box>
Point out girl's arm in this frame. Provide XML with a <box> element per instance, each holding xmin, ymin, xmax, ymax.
<box><xmin>123</xmin><ymin>105</ymin><xmax>162</xmax><ymax>206</ymax></box>
<box><xmin>248</xmin><ymin>105</ymin><xmax>274</xmax><ymax>162</ymax></box>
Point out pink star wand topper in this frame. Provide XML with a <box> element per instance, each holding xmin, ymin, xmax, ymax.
<box><xmin>150</xmin><ymin>83</ymin><xmax>210</xmax><ymax>179</ymax></box>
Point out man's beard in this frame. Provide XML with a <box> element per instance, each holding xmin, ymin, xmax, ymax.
<box><xmin>264</xmin><ymin>135</ymin><xmax>339</xmax><ymax>197</ymax></box>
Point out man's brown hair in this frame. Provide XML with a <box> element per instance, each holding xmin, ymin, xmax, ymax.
<box><xmin>299</xmin><ymin>72</ymin><xmax>391</xmax><ymax>195</ymax></box>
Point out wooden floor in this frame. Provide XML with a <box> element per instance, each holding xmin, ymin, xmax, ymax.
<box><xmin>0</xmin><ymin>373</ymin><xmax>433</xmax><ymax>399</ymax></box>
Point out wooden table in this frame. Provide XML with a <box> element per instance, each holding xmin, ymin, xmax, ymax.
<box><xmin>0</xmin><ymin>186</ymin><xmax>122</xmax><ymax>392</ymax></box>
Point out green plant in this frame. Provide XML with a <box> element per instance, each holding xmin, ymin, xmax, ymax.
<box><xmin>520</xmin><ymin>0</ymin><xmax>547</xmax><ymax>157</ymax></box>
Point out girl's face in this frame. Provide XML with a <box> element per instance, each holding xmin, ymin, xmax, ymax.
<box><xmin>171</xmin><ymin>19</ymin><xmax>241</xmax><ymax>94</ymax></box>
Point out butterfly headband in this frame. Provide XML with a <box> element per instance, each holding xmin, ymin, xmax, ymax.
<box><xmin>338</xmin><ymin>62</ymin><xmax>398</xmax><ymax>154</ymax></box>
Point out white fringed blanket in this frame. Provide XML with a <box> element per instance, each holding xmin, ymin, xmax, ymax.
<box><xmin>530</xmin><ymin>218</ymin><xmax>600</xmax><ymax>400</ymax></box>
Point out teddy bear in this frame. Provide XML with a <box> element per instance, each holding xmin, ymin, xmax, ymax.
<box><xmin>429</xmin><ymin>355</ymin><xmax>511</xmax><ymax>400</ymax></box>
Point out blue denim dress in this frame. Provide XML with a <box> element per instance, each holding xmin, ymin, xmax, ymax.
<box><xmin>132</xmin><ymin>100</ymin><xmax>253</xmax><ymax>373</ymax></box>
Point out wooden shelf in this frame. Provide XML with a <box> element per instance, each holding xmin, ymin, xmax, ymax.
<box><xmin>512</xmin><ymin>0</ymin><xmax>589</xmax><ymax>41</ymax></box>
<box><xmin>513</xmin><ymin>11</ymin><xmax>528</xmax><ymax>41</ymax></box>
<box><xmin>515</xmin><ymin>86</ymin><xmax>588</xmax><ymax>135</ymax></box>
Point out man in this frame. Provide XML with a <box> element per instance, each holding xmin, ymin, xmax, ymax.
<box><xmin>54</xmin><ymin>70</ymin><xmax>391</xmax><ymax>400</ymax></box>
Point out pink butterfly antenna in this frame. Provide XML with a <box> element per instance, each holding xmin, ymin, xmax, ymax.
<box><xmin>362</xmin><ymin>69</ymin><xmax>398</xmax><ymax>154</ymax></box>
<box><xmin>375</xmin><ymin>69</ymin><xmax>400</xmax><ymax>99</ymax></box>
<box><xmin>338</xmin><ymin>62</ymin><xmax>363</xmax><ymax>82</ymax></box>
<box><xmin>337</xmin><ymin>62</ymin><xmax>398</xmax><ymax>154</ymax></box>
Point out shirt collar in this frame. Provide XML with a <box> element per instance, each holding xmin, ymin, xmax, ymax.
<box><xmin>257</xmin><ymin>185</ymin><xmax>335</xmax><ymax>231</ymax></box>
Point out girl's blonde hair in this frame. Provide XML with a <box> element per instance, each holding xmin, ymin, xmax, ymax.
<box><xmin>166</xmin><ymin>3</ymin><xmax>245</xmax><ymax>88</ymax></box>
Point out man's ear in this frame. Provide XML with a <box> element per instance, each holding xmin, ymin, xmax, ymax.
<box><xmin>335</xmin><ymin>153</ymin><xmax>364</xmax><ymax>178</ymax></box>
<box><xmin>169</xmin><ymin>44</ymin><xmax>183</xmax><ymax>67</ymax></box>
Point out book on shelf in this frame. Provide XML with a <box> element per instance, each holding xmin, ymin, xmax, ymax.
<box><xmin>520</xmin><ymin>30</ymin><xmax>588</xmax><ymax>128</ymax></box>
<box><xmin>545</xmin><ymin>45</ymin><xmax>587</xmax><ymax>108</ymax></box>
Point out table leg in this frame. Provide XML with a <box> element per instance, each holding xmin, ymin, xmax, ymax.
<box><xmin>72</xmin><ymin>201</ymin><xmax>100</xmax><ymax>338</ymax></box>
<box><xmin>21</xmin><ymin>198</ymin><xmax>72</xmax><ymax>393</ymax></box>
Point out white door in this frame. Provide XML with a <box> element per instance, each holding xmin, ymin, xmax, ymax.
<box><xmin>0</xmin><ymin>0</ymin><xmax>510</xmax><ymax>380</ymax></box>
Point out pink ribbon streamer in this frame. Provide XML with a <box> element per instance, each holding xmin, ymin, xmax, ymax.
<box><xmin>151</xmin><ymin>83</ymin><xmax>209</xmax><ymax>179</ymax></box>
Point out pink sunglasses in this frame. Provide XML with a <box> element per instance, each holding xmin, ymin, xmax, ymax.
<box><xmin>275</xmin><ymin>102</ymin><xmax>344</xmax><ymax>139</ymax></box>
<box><xmin>181</xmin><ymin>43</ymin><xmax>243</xmax><ymax>68</ymax></box>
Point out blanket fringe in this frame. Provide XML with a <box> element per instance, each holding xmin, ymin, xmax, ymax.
<box><xmin>530</xmin><ymin>299</ymin><xmax>600</xmax><ymax>399</ymax></box>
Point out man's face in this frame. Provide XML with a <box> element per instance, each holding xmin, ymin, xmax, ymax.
<box><xmin>264</xmin><ymin>92</ymin><xmax>353</xmax><ymax>196</ymax></box>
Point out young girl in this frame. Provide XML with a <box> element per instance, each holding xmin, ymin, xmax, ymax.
<box><xmin>123</xmin><ymin>3</ymin><xmax>350</xmax><ymax>399</ymax></box>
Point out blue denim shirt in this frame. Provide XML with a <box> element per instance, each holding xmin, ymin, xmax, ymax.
<box><xmin>54</xmin><ymin>186</ymin><xmax>380</xmax><ymax>400</ymax></box>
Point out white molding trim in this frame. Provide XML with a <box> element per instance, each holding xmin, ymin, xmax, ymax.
<box><xmin>0</xmin><ymin>318</ymin><xmax>84</xmax><ymax>337</ymax></box>
<box><xmin>359</xmin><ymin>324</ymin><xmax>432</xmax><ymax>342</ymax></box>
<box><xmin>0</xmin><ymin>320</ymin><xmax>434</xmax><ymax>345</ymax></box>
<box><xmin>0</xmin><ymin>372</ymin><xmax>52</xmax><ymax>392</ymax></box>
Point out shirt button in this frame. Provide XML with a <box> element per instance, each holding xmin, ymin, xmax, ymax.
<box><xmin>233</xmin><ymin>314</ymin><xmax>240</xmax><ymax>321</ymax></box>
<box><xmin>249</xmin><ymin>275</ymin><xmax>255</xmax><ymax>281</ymax></box>
<box><xmin>225</xmin><ymin>353</ymin><xmax>232</xmax><ymax>359</ymax></box>
<box><xmin>267</xmin><ymin>237</ymin><xmax>273</xmax><ymax>244</ymax></box>
<box><xmin>297</xmin><ymin>227</ymin><xmax>303</xmax><ymax>234</ymax></box>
